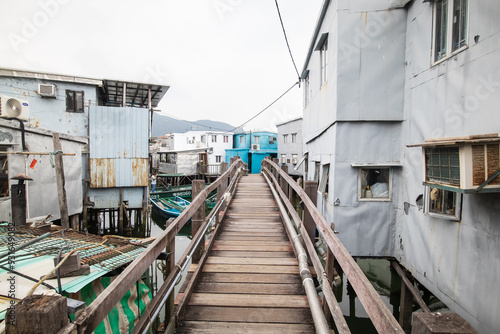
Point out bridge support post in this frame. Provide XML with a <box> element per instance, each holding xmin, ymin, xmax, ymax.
<box><xmin>164</xmin><ymin>219</ymin><xmax>176</xmax><ymax>334</ymax></box>
<box><xmin>303</xmin><ymin>181</ymin><xmax>318</xmax><ymax>245</ymax></box>
<box><xmin>192</xmin><ymin>179</ymin><xmax>206</xmax><ymax>263</ymax></box>
<box><xmin>272</xmin><ymin>158</ymin><xmax>279</xmax><ymax>180</ymax></box>
<box><xmin>280</xmin><ymin>165</ymin><xmax>288</xmax><ymax>197</ymax></box>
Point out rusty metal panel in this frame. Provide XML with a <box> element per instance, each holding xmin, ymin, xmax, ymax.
<box><xmin>89</xmin><ymin>106</ymin><xmax>149</xmax><ymax>188</ymax></box>
<box><xmin>89</xmin><ymin>106</ymin><xmax>149</xmax><ymax>159</ymax></box>
<box><xmin>90</xmin><ymin>159</ymin><xmax>116</xmax><ymax>188</ymax></box>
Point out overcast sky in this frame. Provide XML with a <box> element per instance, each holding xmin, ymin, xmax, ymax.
<box><xmin>0</xmin><ymin>0</ymin><xmax>322</xmax><ymax>131</ymax></box>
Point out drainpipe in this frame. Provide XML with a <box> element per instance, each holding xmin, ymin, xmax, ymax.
<box><xmin>262</xmin><ymin>172</ymin><xmax>330</xmax><ymax>334</ymax></box>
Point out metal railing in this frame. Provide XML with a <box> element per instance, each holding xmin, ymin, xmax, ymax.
<box><xmin>261</xmin><ymin>158</ymin><xmax>403</xmax><ymax>334</ymax></box>
<box><xmin>58</xmin><ymin>159</ymin><xmax>246</xmax><ymax>334</ymax></box>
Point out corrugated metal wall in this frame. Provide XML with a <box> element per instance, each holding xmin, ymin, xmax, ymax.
<box><xmin>89</xmin><ymin>106</ymin><xmax>149</xmax><ymax>188</ymax></box>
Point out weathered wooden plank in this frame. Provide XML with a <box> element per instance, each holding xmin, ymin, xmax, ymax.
<box><xmin>190</xmin><ymin>263</ymin><xmax>299</xmax><ymax>274</ymax></box>
<box><xmin>215</xmin><ymin>235</ymin><xmax>287</xmax><ymax>242</ymax></box>
<box><xmin>181</xmin><ymin>306</ymin><xmax>313</xmax><ymax>324</ymax></box>
<box><xmin>214</xmin><ymin>240</ymin><xmax>291</xmax><ymax>247</ymax></box>
<box><xmin>211</xmin><ymin>244</ymin><xmax>293</xmax><ymax>252</ymax></box>
<box><xmin>199</xmin><ymin>272</ymin><xmax>302</xmax><ymax>284</ymax></box>
<box><xmin>194</xmin><ymin>282</ymin><xmax>305</xmax><ymax>295</ymax></box>
<box><xmin>206</xmin><ymin>256</ymin><xmax>298</xmax><ymax>266</ymax></box>
<box><xmin>189</xmin><ymin>293</ymin><xmax>309</xmax><ymax>308</ymax></box>
<box><xmin>176</xmin><ymin>321</ymin><xmax>314</xmax><ymax>333</ymax></box>
<box><xmin>209</xmin><ymin>250</ymin><xmax>294</xmax><ymax>258</ymax></box>
<box><xmin>217</xmin><ymin>231</ymin><xmax>286</xmax><ymax>238</ymax></box>
<box><xmin>219</xmin><ymin>227</ymin><xmax>285</xmax><ymax>234</ymax></box>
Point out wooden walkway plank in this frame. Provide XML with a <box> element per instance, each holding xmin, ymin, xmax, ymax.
<box><xmin>175</xmin><ymin>174</ymin><xmax>314</xmax><ymax>333</ymax></box>
<box><xmin>176</xmin><ymin>321</ymin><xmax>314</xmax><ymax>334</ymax></box>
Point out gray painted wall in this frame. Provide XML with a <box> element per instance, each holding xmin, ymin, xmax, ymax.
<box><xmin>277</xmin><ymin>118</ymin><xmax>304</xmax><ymax>177</ymax></box>
<box><xmin>0</xmin><ymin>76</ymin><xmax>97</xmax><ymax>137</ymax></box>
<box><xmin>303</xmin><ymin>0</ymin><xmax>500</xmax><ymax>332</ymax></box>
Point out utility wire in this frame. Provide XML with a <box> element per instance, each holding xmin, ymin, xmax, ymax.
<box><xmin>224</xmin><ymin>81</ymin><xmax>299</xmax><ymax>134</ymax></box>
<box><xmin>274</xmin><ymin>0</ymin><xmax>301</xmax><ymax>80</ymax></box>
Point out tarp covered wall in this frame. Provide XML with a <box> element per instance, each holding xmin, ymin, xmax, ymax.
<box><xmin>0</xmin><ymin>119</ymin><xmax>85</xmax><ymax>222</ymax></box>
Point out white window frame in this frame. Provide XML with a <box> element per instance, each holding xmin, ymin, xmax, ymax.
<box><xmin>292</xmin><ymin>154</ymin><xmax>298</xmax><ymax>165</ymax></box>
<box><xmin>320</xmin><ymin>39</ymin><xmax>328</xmax><ymax>86</ymax></box>
<box><xmin>216</xmin><ymin>155</ymin><xmax>222</xmax><ymax>163</ymax></box>
<box><xmin>223</xmin><ymin>135</ymin><xmax>229</xmax><ymax>143</ymax></box>
<box><xmin>291</xmin><ymin>133</ymin><xmax>297</xmax><ymax>144</ymax></box>
<box><xmin>283</xmin><ymin>134</ymin><xmax>288</xmax><ymax>143</ymax></box>
<box><xmin>254</xmin><ymin>136</ymin><xmax>260</xmax><ymax>144</ymax></box>
<box><xmin>424</xmin><ymin>186</ymin><xmax>462</xmax><ymax>221</ymax></box>
<box><xmin>281</xmin><ymin>154</ymin><xmax>287</xmax><ymax>164</ymax></box>
<box><xmin>432</xmin><ymin>0</ymin><xmax>469</xmax><ymax>65</ymax></box>
<box><xmin>239</xmin><ymin>136</ymin><xmax>243</xmax><ymax>145</ymax></box>
<box><xmin>318</xmin><ymin>164</ymin><xmax>330</xmax><ymax>196</ymax></box>
<box><xmin>303</xmin><ymin>74</ymin><xmax>310</xmax><ymax>108</ymax></box>
<box><xmin>211</xmin><ymin>135</ymin><xmax>217</xmax><ymax>143</ymax></box>
<box><xmin>201</xmin><ymin>135</ymin><xmax>206</xmax><ymax>143</ymax></box>
<box><xmin>358</xmin><ymin>167</ymin><xmax>392</xmax><ymax>202</ymax></box>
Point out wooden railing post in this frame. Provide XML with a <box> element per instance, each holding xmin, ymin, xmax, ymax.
<box><xmin>324</xmin><ymin>223</ymin><xmax>336</xmax><ymax>325</ymax></box>
<box><xmin>191</xmin><ymin>179</ymin><xmax>205</xmax><ymax>263</ymax></box>
<box><xmin>280</xmin><ymin>165</ymin><xmax>288</xmax><ymax>196</ymax></box>
<box><xmin>218</xmin><ymin>162</ymin><xmax>229</xmax><ymax>201</ymax></box>
<box><xmin>303</xmin><ymin>181</ymin><xmax>318</xmax><ymax>245</ymax></box>
<box><xmin>272</xmin><ymin>158</ymin><xmax>279</xmax><ymax>180</ymax></box>
<box><xmin>164</xmin><ymin>220</ymin><xmax>176</xmax><ymax>333</ymax></box>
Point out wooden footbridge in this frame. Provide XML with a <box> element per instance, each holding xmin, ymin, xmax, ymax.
<box><xmin>59</xmin><ymin>158</ymin><xmax>407</xmax><ymax>334</ymax></box>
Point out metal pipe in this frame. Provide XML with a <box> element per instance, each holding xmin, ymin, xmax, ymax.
<box><xmin>262</xmin><ymin>172</ymin><xmax>330</xmax><ymax>334</ymax></box>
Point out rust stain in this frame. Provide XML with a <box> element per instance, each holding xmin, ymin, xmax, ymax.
<box><xmin>132</xmin><ymin>158</ymin><xmax>148</xmax><ymax>186</ymax></box>
<box><xmin>90</xmin><ymin>158</ymin><xmax>116</xmax><ymax>188</ymax></box>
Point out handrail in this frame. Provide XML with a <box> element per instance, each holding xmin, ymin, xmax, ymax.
<box><xmin>58</xmin><ymin>158</ymin><xmax>246</xmax><ymax>334</ymax></box>
<box><xmin>261</xmin><ymin>158</ymin><xmax>403</xmax><ymax>334</ymax></box>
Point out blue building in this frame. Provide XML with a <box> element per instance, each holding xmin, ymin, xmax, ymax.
<box><xmin>226</xmin><ymin>131</ymin><xmax>277</xmax><ymax>174</ymax></box>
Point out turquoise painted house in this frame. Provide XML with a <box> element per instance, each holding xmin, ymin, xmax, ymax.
<box><xmin>226</xmin><ymin>131</ymin><xmax>278</xmax><ymax>174</ymax></box>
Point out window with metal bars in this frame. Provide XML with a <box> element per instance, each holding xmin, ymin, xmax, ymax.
<box><xmin>425</xmin><ymin>147</ymin><xmax>460</xmax><ymax>186</ymax></box>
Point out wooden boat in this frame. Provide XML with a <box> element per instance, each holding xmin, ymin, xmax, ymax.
<box><xmin>150</xmin><ymin>197</ymin><xmax>183</xmax><ymax>218</ymax></box>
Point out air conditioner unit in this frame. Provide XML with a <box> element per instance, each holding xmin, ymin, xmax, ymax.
<box><xmin>38</xmin><ymin>83</ymin><xmax>56</xmax><ymax>97</ymax></box>
<box><xmin>0</xmin><ymin>95</ymin><xmax>30</xmax><ymax>121</ymax></box>
<box><xmin>252</xmin><ymin>144</ymin><xmax>260</xmax><ymax>151</ymax></box>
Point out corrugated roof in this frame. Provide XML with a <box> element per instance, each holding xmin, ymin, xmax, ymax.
<box><xmin>0</xmin><ymin>226</ymin><xmax>152</xmax><ymax>318</ymax></box>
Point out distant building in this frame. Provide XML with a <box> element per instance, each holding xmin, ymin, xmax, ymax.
<box><xmin>161</xmin><ymin>130</ymin><xmax>233</xmax><ymax>165</ymax></box>
<box><xmin>226</xmin><ymin>131</ymin><xmax>278</xmax><ymax>174</ymax></box>
<box><xmin>0</xmin><ymin>68</ymin><xmax>169</xmax><ymax>225</ymax></box>
<box><xmin>276</xmin><ymin>117</ymin><xmax>304</xmax><ymax>178</ymax></box>
<box><xmin>302</xmin><ymin>1</ymin><xmax>500</xmax><ymax>332</ymax></box>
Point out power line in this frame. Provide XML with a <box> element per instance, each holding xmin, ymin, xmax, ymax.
<box><xmin>224</xmin><ymin>81</ymin><xmax>299</xmax><ymax>134</ymax></box>
<box><xmin>274</xmin><ymin>0</ymin><xmax>301</xmax><ymax>80</ymax></box>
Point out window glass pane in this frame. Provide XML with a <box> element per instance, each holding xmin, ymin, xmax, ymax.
<box><xmin>66</xmin><ymin>90</ymin><xmax>75</xmax><ymax>112</ymax></box>
<box><xmin>435</xmin><ymin>0</ymin><xmax>449</xmax><ymax>61</ymax></box>
<box><xmin>319</xmin><ymin>164</ymin><xmax>330</xmax><ymax>194</ymax></box>
<box><xmin>452</xmin><ymin>0</ymin><xmax>467</xmax><ymax>51</ymax></box>
<box><xmin>360</xmin><ymin>168</ymin><xmax>390</xmax><ymax>199</ymax></box>
<box><xmin>425</xmin><ymin>147</ymin><xmax>460</xmax><ymax>186</ymax></box>
<box><xmin>429</xmin><ymin>187</ymin><xmax>457</xmax><ymax>216</ymax></box>
<box><xmin>76</xmin><ymin>91</ymin><xmax>84</xmax><ymax>112</ymax></box>
<box><xmin>254</xmin><ymin>136</ymin><xmax>260</xmax><ymax>144</ymax></box>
